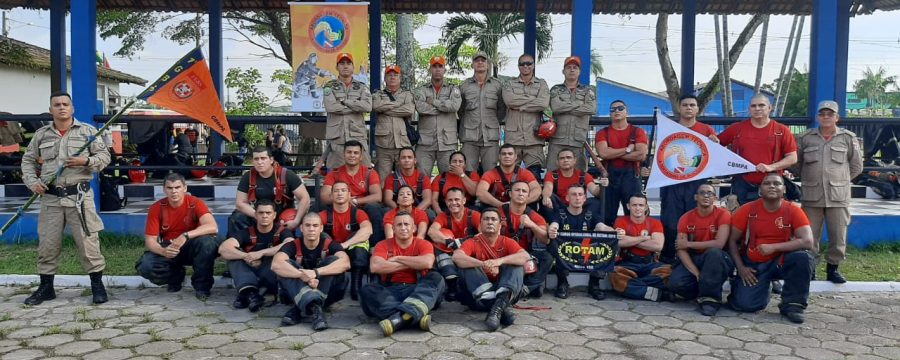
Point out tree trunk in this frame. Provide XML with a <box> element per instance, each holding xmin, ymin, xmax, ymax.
<box><xmin>655</xmin><ymin>14</ymin><xmax>681</xmax><ymax>113</ymax></box>
<box><xmin>754</xmin><ymin>15</ymin><xmax>770</xmax><ymax>93</ymax></box>
<box><xmin>721</xmin><ymin>16</ymin><xmax>734</xmax><ymax>117</ymax></box>
<box><xmin>396</xmin><ymin>14</ymin><xmax>415</xmax><ymax>89</ymax></box>
<box><xmin>695</xmin><ymin>14</ymin><xmax>766</xmax><ymax>114</ymax></box>
<box><xmin>780</xmin><ymin>16</ymin><xmax>805</xmax><ymax>116</ymax></box>
<box><xmin>774</xmin><ymin>16</ymin><xmax>799</xmax><ymax>114</ymax></box>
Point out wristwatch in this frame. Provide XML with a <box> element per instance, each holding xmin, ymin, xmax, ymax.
<box><xmin>182</xmin><ymin>233</ymin><xmax>191</xmax><ymax>242</ymax></box>
<box><xmin>460</xmin><ymin>173</ymin><xmax>467</xmax><ymax>179</ymax></box>
<box><xmin>313</xmin><ymin>269</ymin><xmax>320</xmax><ymax>279</ymax></box>
<box><xmin>625</xmin><ymin>147</ymin><xmax>633</xmax><ymax>154</ymax></box>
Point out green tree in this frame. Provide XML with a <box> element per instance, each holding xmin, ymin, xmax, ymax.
<box><xmin>590</xmin><ymin>48</ymin><xmax>604</xmax><ymax>81</ymax></box>
<box><xmin>442</xmin><ymin>13</ymin><xmax>553</xmax><ymax>77</ymax></box>
<box><xmin>854</xmin><ymin>66</ymin><xmax>898</xmax><ymax>110</ymax></box>
<box><xmin>224</xmin><ymin>67</ymin><xmax>269</xmax><ymax>115</ymax></box>
<box><xmin>764</xmin><ymin>69</ymin><xmax>809</xmax><ymax>117</ymax></box>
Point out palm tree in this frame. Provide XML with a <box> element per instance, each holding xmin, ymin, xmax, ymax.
<box><xmin>854</xmin><ymin>66</ymin><xmax>898</xmax><ymax>110</ymax></box>
<box><xmin>590</xmin><ymin>49</ymin><xmax>604</xmax><ymax>82</ymax></box>
<box><xmin>442</xmin><ymin>13</ymin><xmax>553</xmax><ymax>77</ymax></box>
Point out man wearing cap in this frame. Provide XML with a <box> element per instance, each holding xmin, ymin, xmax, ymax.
<box><xmin>502</xmin><ymin>53</ymin><xmax>551</xmax><ymax>178</ymax></box>
<box><xmin>324</xmin><ymin>53</ymin><xmax>373</xmax><ymax>168</ymax></box>
<box><xmin>459</xmin><ymin>51</ymin><xmax>504</xmax><ymax>173</ymax></box>
<box><xmin>415</xmin><ymin>56</ymin><xmax>462</xmax><ymax>175</ymax></box>
<box><xmin>372</xmin><ymin>64</ymin><xmax>416</xmax><ymax>183</ymax></box>
<box><xmin>794</xmin><ymin>100</ymin><xmax>862</xmax><ymax>284</ymax></box>
<box><xmin>548</xmin><ymin>56</ymin><xmax>596</xmax><ymax>171</ymax></box>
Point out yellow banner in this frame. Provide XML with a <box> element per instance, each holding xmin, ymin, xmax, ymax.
<box><xmin>290</xmin><ymin>2</ymin><xmax>370</xmax><ymax>112</ymax></box>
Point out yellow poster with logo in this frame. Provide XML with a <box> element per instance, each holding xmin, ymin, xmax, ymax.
<box><xmin>290</xmin><ymin>2</ymin><xmax>370</xmax><ymax>112</ymax></box>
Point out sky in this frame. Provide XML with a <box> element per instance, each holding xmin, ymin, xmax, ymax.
<box><xmin>2</xmin><ymin>7</ymin><xmax>898</xmax><ymax>107</ymax></box>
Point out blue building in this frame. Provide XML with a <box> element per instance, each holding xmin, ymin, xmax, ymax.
<box><xmin>695</xmin><ymin>79</ymin><xmax>776</xmax><ymax>117</ymax></box>
<box><xmin>596</xmin><ymin>77</ymin><xmax>673</xmax><ymax>117</ymax></box>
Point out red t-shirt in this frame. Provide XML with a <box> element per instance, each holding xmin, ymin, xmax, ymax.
<box><xmin>685</xmin><ymin>121</ymin><xmax>717</xmax><ymax>137</ymax></box>
<box><xmin>431</xmin><ymin>171</ymin><xmax>480</xmax><ymax>204</ymax></box>
<box><xmin>594</xmin><ymin>124</ymin><xmax>649</xmax><ymax>169</ymax></box>
<box><xmin>677</xmin><ymin>207</ymin><xmax>732</xmax><ymax>254</ymax></box>
<box><xmin>319</xmin><ymin>207</ymin><xmax>370</xmax><ymax>243</ymax></box>
<box><xmin>459</xmin><ymin>234</ymin><xmax>524</xmax><ymax>282</ymax></box>
<box><xmin>731</xmin><ymin>199</ymin><xmax>810</xmax><ymax>263</ymax></box>
<box><xmin>433</xmin><ymin>209</ymin><xmax>482</xmax><ymax>253</ymax></box>
<box><xmin>614</xmin><ymin>216</ymin><xmax>664</xmax><ymax>258</ymax></box>
<box><xmin>718</xmin><ymin>120</ymin><xmax>797</xmax><ymax>185</ymax></box>
<box><xmin>371</xmin><ymin>237</ymin><xmax>434</xmax><ymax>284</ymax></box>
<box><xmin>499</xmin><ymin>206</ymin><xmax>547</xmax><ymax>250</ymax></box>
<box><xmin>145</xmin><ymin>195</ymin><xmax>212</xmax><ymax>241</ymax></box>
<box><xmin>324</xmin><ymin>165</ymin><xmax>381</xmax><ymax>198</ymax></box>
<box><xmin>384</xmin><ymin>169</ymin><xmax>432</xmax><ymax>194</ymax></box>
<box><xmin>544</xmin><ymin>169</ymin><xmax>596</xmax><ymax>205</ymax></box>
<box><xmin>479</xmin><ymin>166</ymin><xmax>537</xmax><ymax>203</ymax></box>
<box><xmin>383</xmin><ymin>207</ymin><xmax>429</xmax><ymax>228</ymax></box>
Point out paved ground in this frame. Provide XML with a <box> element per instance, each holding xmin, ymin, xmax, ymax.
<box><xmin>0</xmin><ymin>286</ymin><xmax>897</xmax><ymax>360</ymax></box>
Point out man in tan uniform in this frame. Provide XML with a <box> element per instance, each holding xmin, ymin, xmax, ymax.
<box><xmin>548</xmin><ymin>56</ymin><xmax>596</xmax><ymax>171</ymax></box>
<box><xmin>415</xmin><ymin>56</ymin><xmax>462</xmax><ymax>175</ymax></box>
<box><xmin>795</xmin><ymin>100</ymin><xmax>863</xmax><ymax>284</ymax></box>
<box><xmin>459</xmin><ymin>51</ymin><xmax>504</xmax><ymax>173</ymax></box>
<box><xmin>372</xmin><ymin>64</ymin><xmax>415</xmax><ymax>183</ymax></box>
<box><xmin>21</xmin><ymin>91</ymin><xmax>111</xmax><ymax>305</ymax></box>
<box><xmin>324</xmin><ymin>52</ymin><xmax>373</xmax><ymax>168</ymax></box>
<box><xmin>501</xmin><ymin>53</ymin><xmax>550</xmax><ymax>177</ymax></box>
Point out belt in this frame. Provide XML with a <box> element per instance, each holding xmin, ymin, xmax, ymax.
<box><xmin>47</xmin><ymin>183</ymin><xmax>88</xmax><ymax>197</ymax></box>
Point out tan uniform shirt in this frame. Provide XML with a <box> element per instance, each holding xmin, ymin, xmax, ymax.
<box><xmin>796</xmin><ymin>128</ymin><xmax>863</xmax><ymax>207</ymax></box>
<box><xmin>415</xmin><ymin>83</ymin><xmax>462</xmax><ymax>151</ymax></box>
<box><xmin>21</xmin><ymin>119</ymin><xmax>111</xmax><ymax>207</ymax></box>
<box><xmin>459</xmin><ymin>76</ymin><xmax>504</xmax><ymax>146</ymax></box>
<box><xmin>372</xmin><ymin>88</ymin><xmax>415</xmax><ymax>149</ymax></box>
<box><xmin>549</xmin><ymin>83</ymin><xmax>596</xmax><ymax>147</ymax></box>
<box><xmin>502</xmin><ymin>76</ymin><xmax>550</xmax><ymax>146</ymax></box>
<box><xmin>323</xmin><ymin>79</ymin><xmax>373</xmax><ymax>145</ymax></box>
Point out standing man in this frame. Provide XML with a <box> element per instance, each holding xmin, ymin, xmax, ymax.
<box><xmin>372</xmin><ymin>64</ymin><xmax>415</xmax><ymax>183</ymax></box>
<box><xmin>501</xmin><ymin>53</ymin><xmax>550</xmax><ymax>178</ymax></box>
<box><xmin>795</xmin><ymin>101</ymin><xmax>863</xmax><ymax>283</ymax></box>
<box><xmin>323</xmin><ymin>52</ymin><xmax>373</xmax><ymax>168</ymax></box>
<box><xmin>595</xmin><ymin>100</ymin><xmax>649</xmax><ymax>226</ymax></box>
<box><xmin>273</xmin><ymin>213</ymin><xmax>350</xmax><ymax>331</ymax></box>
<box><xmin>136</xmin><ymin>174</ymin><xmax>220</xmax><ymax>300</ymax></box>
<box><xmin>548</xmin><ymin>56</ymin><xmax>596</xmax><ymax>171</ymax></box>
<box><xmin>476</xmin><ymin>144</ymin><xmax>542</xmax><ymax>208</ymax></box>
<box><xmin>610</xmin><ymin>194</ymin><xmax>672</xmax><ymax>302</ymax></box>
<box><xmin>383</xmin><ymin>147</ymin><xmax>433</xmax><ymax>211</ymax></box>
<box><xmin>459</xmin><ymin>51</ymin><xmax>504</xmax><ymax>173</ymax></box>
<box><xmin>667</xmin><ymin>184</ymin><xmax>733</xmax><ymax>316</ymax></box>
<box><xmin>361</xmin><ymin>212</ymin><xmax>445</xmax><ymax>337</ymax></box>
<box><xmin>21</xmin><ymin>91</ymin><xmax>111</xmax><ymax>305</ymax></box>
<box><xmin>718</xmin><ymin>94</ymin><xmax>798</xmax><ymax>205</ymax></box>
<box><xmin>230</xmin><ymin>146</ymin><xmax>310</xmax><ymax>236</ymax></box>
<box><xmin>727</xmin><ymin>173</ymin><xmax>815</xmax><ymax>324</ymax></box>
<box><xmin>415</xmin><ymin>56</ymin><xmax>462</xmax><ymax>175</ymax></box>
<box><xmin>659</xmin><ymin>95</ymin><xmax>720</xmax><ymax>264</ymax></box>
<box><xmin>453</xmin><ymin>207</ymin><xmax>531</xmax><ymax>331</ymax></box>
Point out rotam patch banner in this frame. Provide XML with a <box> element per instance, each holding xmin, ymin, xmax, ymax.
<box><xmin>646</xmin><ymin>110</ymin><xmax>755</xmax><ymax>189</ymax></box>
<box><xmin>553</xmin><ymin>230</ymin><xmax>619</xmax><ymax>273</ymax></box>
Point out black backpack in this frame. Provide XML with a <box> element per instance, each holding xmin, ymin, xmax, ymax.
<box><xmin>99</xmin><ymin>174</ymin><xmax>128</xmax><ymax>211</ymax></box>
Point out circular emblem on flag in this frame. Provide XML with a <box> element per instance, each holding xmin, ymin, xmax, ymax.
<box><xmin>308</xmin><ymin>10</ymin><xmax>350</xmax><ymax>53</ymax></box>
<box><xmin>172</xmin><ymin>81</ymin><xmax>193</xmax><ymax>99</ymax></box>
<box><xmin>657</xmin><ymin>132</ymin><xmax>710</xmax><ymax>181</ymax></box>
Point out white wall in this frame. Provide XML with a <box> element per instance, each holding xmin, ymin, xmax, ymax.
<box><xmin>0</xmin><ymin>65</ymin><xmax>123</xmax><ymax>115</ymax></box>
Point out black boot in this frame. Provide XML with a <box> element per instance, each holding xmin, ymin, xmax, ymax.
<box><xmin>554</xmin><ymin>280</ymin><xmax>569</xmax><ymax>299</ymax></box>
<box><xmin>280</xmin><ymin>306</ymin><xmax>302</xmax><ymax>326</ymax></box>
<box><xmin>350</xmin><ymin>270</ymin><xmax>362</xmax><ymax>301</ymax></box>
<box><xmin>89</xmin><ymin>272</ymin><xmax>108</xmax><ymax>304</ymax></box>
<box><xmin>379</xmin><ymin>311</ymin><xmax>411</xmax><ymax>337</ymax></box>
<box><xmin>24</xmin><ymin>274</ymin><xmax>56</xmax><ymax>305</ymax></box>
<box><xmin>309</xmin><ymin>303</ymin><xmax>328</xmax><ymax>331</ymax></box>
<box><xmin>485</xmin><ymin>289</ymin><xmax>511</xmax><ymax>332</ymax></box>
<box><xmin>248</xmin><ymin>291</ymin><xmax>266</xmax><ymax>313</ymax></box>
<box><xmin>826</xmin><ymin>264</ymin><xmax>847</xmax><ymax>284</ymax></box>
<box><xmin>587</xmin><ymin>276</ymin><xmax>606</xmax><ymax>301</ymax></box>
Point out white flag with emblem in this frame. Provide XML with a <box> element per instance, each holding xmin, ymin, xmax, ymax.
<box><xmin>646</xmin><ymin>110</ymin><xmax>756</xmax><ymax>189</ymax></box>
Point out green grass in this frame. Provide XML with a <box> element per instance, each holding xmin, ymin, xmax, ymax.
<box><xmin>822</xmin><ymin>243</ymin><xmax>900</xmax><ymax>281</ymax></box>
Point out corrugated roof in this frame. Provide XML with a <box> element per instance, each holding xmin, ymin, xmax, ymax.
<box><xmin>0</xmin><ymin>0</ymin><xmax>898</xmax><ymax>15</ymax></box>
<box><xmin>0</xmin><ymin>36</ymin><xmax>147</xmax><ymax>85</ymax></box>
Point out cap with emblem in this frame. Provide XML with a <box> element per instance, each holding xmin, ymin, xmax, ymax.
<box><xmin>564</xmin><ymin>56</ymin><xmax>581</xmax><ymax>67</ymax></box>
<box><xmin>472</xmin><ymin>51</ymin><xmax>489</xmax><ymax>61</ymax></box>
<box><xmin>336</xmin><ymin>53</ymin><xmax>354</xmax><ymax>64</ymax></box>
<box><xmin>430</xmin><ymin>56</ymin><xmax>446</xmax><ymax>66</ymax></box>
<box><xmin>817</xmin><ymin>100</ymin><xmax>839</xmax><ymax>113</ymax></box>
<box><xmin>385</xmin><ymin>64</ymin><xmax>401</xmax><ymax>74</ymax></box>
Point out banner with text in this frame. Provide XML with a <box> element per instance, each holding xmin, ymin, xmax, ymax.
<box><xmin>290</xmin><ymin>2</ymin><xmax>370</xmax><ymax>112</ymax></box>
<box><xmin>554</xmin><ymin>230</ymin><xmax>619</xmax><ymax>273</ymax></box>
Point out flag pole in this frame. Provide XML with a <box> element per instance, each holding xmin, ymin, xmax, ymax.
<box><xmin>0</xmin><ymin>99</ymin><xmax>136</xmax><ymax>237</ymax></box>
<box><xmin>642</xmin><ymin>108</ymin><xmax>659</xmax><ymax>194</ymax></box>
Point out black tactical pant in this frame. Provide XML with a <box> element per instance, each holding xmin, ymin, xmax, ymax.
<box><xmin>278</xmin><ymin>256</ymin><xmax>347</xmax><ymax>314</ymax></box>
<box><xmin>228</xmin><ymin>257</ymin><xmax>277</xmax><ymax>294</ymax></box>
<box><xmin>135</xmin><ymin>235</ymin><xmax>219</xmax><ymax>292</ymax></box>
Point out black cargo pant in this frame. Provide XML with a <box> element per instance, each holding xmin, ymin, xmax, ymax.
<box><xmin>135</xmin><ymin>235</ymin><xmax>219</xmax><ymax>292</ymax></box>
<box><xmin>278</xmin><ymin>256</ymin><xmax>347</xmax><ymax>314</ymax></box>
<box><xmin>228</xmin><ymin>257</ymin><xmax>277</xmax><ymax>294</ymax></box>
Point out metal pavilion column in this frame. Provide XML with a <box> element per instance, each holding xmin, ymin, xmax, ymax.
<box><xmin>70</xmin><ymin>0</ymin><xmax>100</xmax><ymax>206</ymax></box>
<box><xmin>809</xmin><ymin>0</ymin><xmax>851</xmax><ymax>122</ymax></box>
<box><xmin>207</xmin><ymin>0</ymin><xmax>225</xmax><ymax>163</ymax></box>
<box><xmin>524</xmin><ymin>0</ymin><xmax>537</xmax><ymax>57</ymax></box>
<box><xmin>369</xmin><ymin>0</ymin><xmax>382</xmax><ymax>156</ymax></box>
<box><xmin>571</xmin><ymin>0</ymin><xmax>592</xmax><ymax>85</ymax></box>
<box><xmin>49</xmin><ymin>0</ymin><xmax>66</xmax><ymax>92</ymax></box>
<box><xmin>680</xmin><ymin>0</ymin><xmax>697</xmax><ymax>95</ymax></box>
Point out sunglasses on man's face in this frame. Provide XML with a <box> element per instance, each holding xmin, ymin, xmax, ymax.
<box><xmin>518</xmin><ymin>61</ymin><xmax>534</xmax><ymax>66</ymax></box>
<box><xmin>610</xmin><ymin>105</ymin><xmax>626</xmax><ymax>112</ymax></box>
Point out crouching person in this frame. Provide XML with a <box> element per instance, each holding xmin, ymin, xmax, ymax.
<box><xmin>272</xmin><ymin>213</ymin><xmax>350</xmax><ymax>331</ymax></box>
<box><xmin>610</xmin><ymin>194</ymin><xmax>673</xmax><ymax>302</ymax></box>
<box><xmin>361</xmin><ymin>212</ymin><xmax>445</xmax><ymax>337</ymax></box>
<box><xmin>219</xmin><ymin>199</ymin><xmax>294</xmax><ymax>312</ymax></box>
<box><xmin>453</xmin><ymin>207</ymin><xmax>531</xmax><ymax>331</ymax></box>
<box><xmin>136</xmin><ymin>173</ymin><xmax>219</xmax><ymax>300</ymax></box>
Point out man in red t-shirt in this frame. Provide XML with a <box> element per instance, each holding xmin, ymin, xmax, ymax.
<box><xmin>610</xmin><ymin>194</ymin><xmax>672</xmax><ymax>302</ymax></box>
<box><xmin>319</xmin><ymin>181</ymin><xmax>373</xmax><ymax>301</ymax></box>
<box><xmin>659</xmin><ymin>95</ymin><xmax>720</xmax><ymax>264</ymax></box>
<box><xmin>595</xmin><ymin>100</ymin><xmax>649</xmax><ymax>226</ymax></box>
<box><xmin>383</xmin><ymin>147</ymin><xmax>433</xmax><ymax>210</ymax></box>
<box><xmin>362</xmin><ymin>212</ymin><xmax>445</xmax><ymax>337</ymax></box>
<box><xmin>540</xmin><ymin>148</ymin><xmax>607</xmax><ymax>220</ymax></box>
<box><xmin>667</xmin><ymin>183</ymin><xmax>733</xmax><ymax>316</ymax></box>
<box><xmin>476</xmin><ymin>143</ymin><xmax>541</xmax><ymax>207</ymax></box>
<box><xmin>431</xmin><ymin>151</ymin><xmax>480</xmax><ymax>213</ymax></box>
<box><xmin>321</xmin><ymin>140</ymin><xmax>385</xmax><ymax>246</ymax></box>
<box><xmin>718</xmin><ymin>95</ymin><xmax>799</xmax><ymax>205</ymax></box>
<box><xmin>427</xmin><ymin>187</ymin><xmax>482</xmax><ymax>299</ymax></box>
<box><xmin>499</xmin><ymin>181</ymin><xmax>549</xmax><ymax>298</ymax></box>
<box><xmin>136</xmin><ymin>173</ymin><xmax>219</xmax><ymax>300</ymax></box>
<box><xmin>727</xmin><ymin>173</ymin><xmax>814</xmax><ymax>324</ymax></box>
<box><xmin>453</xmin><ymin>207</ymin><xmax>531</xmax><ymax>332</ymax></box>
